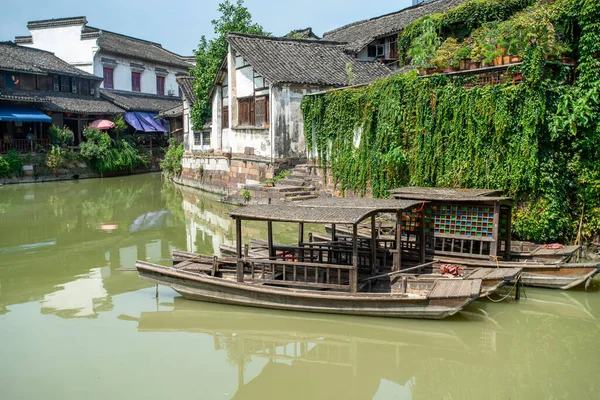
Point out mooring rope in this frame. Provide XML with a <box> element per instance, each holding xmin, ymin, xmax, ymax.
<box><xmin>485</xmin><ymin>275</ymin><xmax>521</xmax><ymax>303</ymax></box>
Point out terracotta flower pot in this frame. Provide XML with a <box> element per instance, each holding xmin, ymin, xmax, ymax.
<box><xmin>494</xmin><ymin>55</ymin><xmax>503</xmax><ymax>66</ymax></box>
<box><xmin>510</xmin><ymin>55</ymin><xmax>521</xmax><ymax>63</ymax></box>
<box><xmin>469</xmin><ymin>61</ymin><xmax>481</xmax><ymax>70</ymax></box>
<box><xmin>459</xmin><ymin>59</ymin><xmax>469</xmax><ymax>70</ymax></box>
<box><xmin>443</xmin><ymin>67</ymin><xmax>459</xmax><ymax>73</ymax></box>
<box><xmin>503</xmin><ymin>56</ymin><xmax>511</xmax><ymax>65</ymax></box>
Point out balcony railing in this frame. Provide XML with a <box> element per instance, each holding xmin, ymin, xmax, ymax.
<box><xmin>1</xmin><ymin>139</ymin><xmax>51</xmax><ymax>153</ymax></box>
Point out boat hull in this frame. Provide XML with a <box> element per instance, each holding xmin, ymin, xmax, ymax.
<box><xmin>137</xmin><ymin>262</ymin><xmax>480</xmax><ymax>320</ymax></box>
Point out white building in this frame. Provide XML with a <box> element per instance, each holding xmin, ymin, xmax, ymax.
<box><xmin>16</xmin><ymin>16</ymin><xmax>192</xmax><ymax>118</ymax></box>
<box><xmin>202</xmin><ymin>33</ymin><xmax>391</xmax><ymax>160</ymax></box>
<box><xmin>323</xmin><ymin>0</ymin><xmax>468</xmax><ymax>68</ymax></box>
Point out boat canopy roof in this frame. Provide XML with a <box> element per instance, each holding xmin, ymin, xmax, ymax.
<box><xmin>389</xmin><ymin>187</ymin><xmax>513</xmax><ymax>204</ymax></box>
<box><xmin>229</xmin><ymin>198</ymin><xmax>421</xmax><ymax>224</ymax></box>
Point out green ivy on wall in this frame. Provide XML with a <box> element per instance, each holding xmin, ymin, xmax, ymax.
<box><xmin>301</xmin><ymin>0</ymin><xmax>600</xmax><ymax>243</ymax></box>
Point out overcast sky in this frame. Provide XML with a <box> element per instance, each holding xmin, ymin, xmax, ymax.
<box><xmin>1</xmin><ymin>0</ymin><xmax>413</xmax><ymax>56</ymax></box>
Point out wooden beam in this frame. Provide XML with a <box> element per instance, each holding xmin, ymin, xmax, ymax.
<box><xmin>298</xmin><ymin>222</ymin><xmax>304</xmax><ymax>245</ymax></box>
<box><xmin>394</xmin><ymin>212</ymin><xmax>402</xmax><ymax>271</ymax></box>
<box><xmin>371</xmin><ymin>215</ymin><xmax>376</xmax><ymax>275</ymax></box>
<box><xmin>236</xmin><ymin>218</ymin><xmax>244</xmax><ymax>282</ymax></box>
<box><xmin>491</xmin><ymin>202</ymin><xmax>501</xmax><ymax>257</ymax></box>
<box><xmin>420</xmin><ymin>211</ymin><xmax>426</xmax><ymax>263</ymax></box>
<box><xmin>504</xmin><ymin>206</ymin><xmax>512</xmax><ymax>260</ymax></box>
<box><xmin>267</xmin><ymin>221</ymin><xmax>274</xmax><ymax>258</ymax></box>
<box><xmin>359</xmin><ymin>261</ymin><xmax>438</xmax><ymax>283</ymax></box>
<box><xmin>351</xmin><ymin>224</ymin><xmax>358</xmax><ymax>293</ymax></box>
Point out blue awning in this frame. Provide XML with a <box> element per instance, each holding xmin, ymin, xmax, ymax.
<box><xmin>0</xmin><ymin>106</ymin><xmax>52</xmax><ymax>122</ymax></box>
<box><xmin>123</xmin><ymin>111</ymin><xmax>165</xmax><ymax>133</ymax></box>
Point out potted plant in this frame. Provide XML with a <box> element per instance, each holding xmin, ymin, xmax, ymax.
<box><xmin>469</xmin><ymin>44</ymin><xmax>484</xmax><ymax>69</ymax></box>
<box><xmin>456</xmin><ymin>42</ymin><xmax>473</xmax><ymax>70</ymax></box>
<box><xmin>433</xmin><ymin>37</ymin><xmax>461</xmax><ymax>73</ymax></box>
<box><xmin>408</xmin><ymin>18</ymin><xmax>441</xmax><ymax>74</ymax></box>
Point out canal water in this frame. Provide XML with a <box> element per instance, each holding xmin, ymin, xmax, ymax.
<box><xmin>1</xmin><ymin>173</ymin><xmax>598</xmax><ymax>400</ymax></box>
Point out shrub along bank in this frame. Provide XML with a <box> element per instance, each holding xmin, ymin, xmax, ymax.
<box><xmin>301</xmin><ymin>0</ymin><xmax>600</xmax><ymax>243</ymax></box>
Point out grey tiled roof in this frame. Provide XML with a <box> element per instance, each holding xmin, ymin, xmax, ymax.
<box><xmin>227</xmin><ymin>34</ymin><xmax>392</xmax><ymax>86</ymax></box>
<box><xmin>96</xmin><ymin>30</ymin><xmax>192</xmax><ymax>69</ymax></box>
<box><xmin>0</xmin><ymin>88</ymin><xmax>124</xmax><ymax>114</ymax></box>
<box><xmin>27</xmin><ymin>16</ymin><xmax>87</xmax><ymax>30</ymax></box>
<box><xmin>284</xmin><ymin>28</ymin><xmax>320</xmax><ymax>40</ymax></box>
<box><xmin>176</xmin><ymin>75</ymin><xmax>197</xmax><ymax>105</ymax></box>
<box><xmin>0</xmin><ymin>41</ymin><xmax>101</xmax><ymax>79</ymax></box>
<box><xmin>157</xmin><ymin>104</ymin><xmax>183</xmax><ymax>119</ymax></box>
<box><xmin>323</xmin><ymin>0</ymin><xmax>469</xmax><ymax>53</ymax></box>
<box><xmin>100</xmin><ymin>89</ymin><xmax>181</xmax><ymax>112</ymax></box>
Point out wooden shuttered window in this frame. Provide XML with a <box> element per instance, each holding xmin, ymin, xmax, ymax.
<box><xmin>237</xmin><ymin>95</ymin><xmax>269</xmax><ymax>127</ymax></box>
<box><xmin>36</xmin><ymin>75</ymin><xmax>53</xmax><ymax>91</ymax></box>
<box><xmin>255</xmin><ymin>96</ymin><xmax>269</xmax><ymax>127</ymax></box>
<box><xmin>132</xmin><ymin>72</ymin><xmax>141</xmax><ymax>92</ymax></box>
<box><xmin>21</xmin><ymin>74</ymin><xmax>35</xmax><ymax>91</ymax></box>
<box><xmin>222</xmin><ymin>106</ymin><xmax>229</xmax><ymax>128</ymax></box>
<box><xmin>60</xmin><ymin>76</ymin><xmax>70</xmax><ymax>92</ymax></box>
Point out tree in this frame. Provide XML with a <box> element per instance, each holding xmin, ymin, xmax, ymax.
<box><xmin>190</xmin><ymin>0</ymin><xmax>268</xmax><ymax>129</ymax></box>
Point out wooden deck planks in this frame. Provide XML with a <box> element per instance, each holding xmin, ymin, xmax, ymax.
<box><xmin>467</xmin><ymin>268</ymin><xmax>490</xmax><ymax>279</ymax></box>
<box><xmin>532</xmin><ymin>245</ymin><xmax>580</xmax><ymax>256</ymax></box>
<box><xmin>430</xmin><ymin>279</ymin><xmax>482</xmax><ymax>299</ymax></box>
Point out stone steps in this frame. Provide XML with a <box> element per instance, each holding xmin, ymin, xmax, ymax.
<box><xmin>287</xmin><ymin>194</ymin><xmax>319</xmax><ymax>201</ymax></box>
<box><xmin>278</xmin><ymin>178</ymin><xmax>306</xmax><ymax>186</ymax></box>
<box><xmin>275</xmin><ymin>185</ymin><xmax>315</xmax><ymax>193</ymax></box>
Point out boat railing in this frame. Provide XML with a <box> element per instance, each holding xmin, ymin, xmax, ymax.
<box><xmin>245</xmin><ymin>257</ymin><xmax>352</xmax><ymax>291</ymax></box>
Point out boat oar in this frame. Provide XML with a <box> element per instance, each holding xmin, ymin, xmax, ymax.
<box><xmin>359</xmin><ymin>260</ymin><xmax>438</xmax><ymax>283</ymax></box>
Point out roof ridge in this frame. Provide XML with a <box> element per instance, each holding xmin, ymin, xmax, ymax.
<box><xmin>227</xmin><ymin>32</ymin><xmax>346</xmax><ymax>46</ymax></box>
<box><xmin>99</xmin><ymin>88</ymin><xmax>179</xmax><ymax>99</ymax></box>
<box><xmin>96</xmin><ymin>28</ymin><xmax>164</xmax><ymax>49</ymax></box>
<box><xmin>1</xmin><ymin>40</ymin><xmax>57</xmax><ymax>56</ymax></box>
<box><xmin>323</xmin><ymin>0</ymin><xmax>443</xmax><ymax>37</ymax></box>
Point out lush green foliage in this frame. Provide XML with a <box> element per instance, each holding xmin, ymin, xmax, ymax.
<box><xmin>112</xmin><ymin>115</ymin><xmax>128</xmax><ymax>136</ymax></box>
<box><xmin>45</xmin><ymin>145</ymin><xmax>66</xmax><ymax>175</ymax></box>
<box><xmin>160</xmin><ymin>138</ymin><xmax>184</xmax><ymax>177</ymax></box>
<box><xmin>398</xmin><ymin>0</ymin><xmax>537</xmax><ymax>65</ymax></box>
<box><xmin>0</xmin><ymin>156</ymin><xmax>10</xmax><ymax>177</ymax></box>
<box><xmin>80</xmin><ymin>128</ymin><xmax>147</xmax><ymax>174</ymax></box>
<box><xmin>190</xmin><ymin>0</ymin><xmax>268</xmax><ymax>128</ymax></box>
<box><xmin>48</xmin><ymin>125</ymin><xmax>74</xmax><ymax>147</ymax></box>
<box><xmin>301</xmin><ymin>0</ymin><xmax>600</xmax><ymax>243</ymax></box>
<box><xmin>2</xmin><ymin>150</ymin><xmax>23</xmax><ymax>177</ymax></box>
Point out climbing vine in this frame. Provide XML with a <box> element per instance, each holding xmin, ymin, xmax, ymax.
<box><xmin>301</xmin><ymin>0</ymin><xmax>600</xmax><ymax>243</ymax></box>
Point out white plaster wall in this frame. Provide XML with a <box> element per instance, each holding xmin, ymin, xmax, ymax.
<box><xmin>94</xmin><ymin>52</ymin><xmax>185</xmax><ymax>94</ymax></box>
<box><xmin>22</xmin><ymin>25</ymin><xmax>96</xmax><ymax>72</ymax></box>
<box><xmin>210</xmin><ymin>90</ymin><xmax>221</xmax><ymax>152</ymax></box>
<box><xmin>223</xmin><ymin>128</ymin><xmax>270</xmax><ymax>156</ymax></box>
<box><xmin>236</xmin><ymin>66</ymin><xmax>255</xmax><ymax>98</ymax></box>
<box><xmin>182</xmin><ymin>97</ymin><xmax>192</xmax><ymax>152</ymax></box>
<box><xmin>271</xmin><ymin>84</ymin><xmax>329</xmax><ymax>159</ymax></box>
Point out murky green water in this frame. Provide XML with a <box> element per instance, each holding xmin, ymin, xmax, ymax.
<box><xmin>1</xmin><ymin>173</ymin><xmax>599</xmax><ymax>400</ymax></box>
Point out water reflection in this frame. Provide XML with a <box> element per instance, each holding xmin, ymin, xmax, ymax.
<box><xmin>135</xmin><ymin>289</ymin><xmax>599</xmax><ymax>399</ymax></box>
<box><xmin>0</xmin><ymin>174</ymin><xmax>183</xmax><ymax>316</ymax></box>
<box><xmin>1</xmin><ymin>174</ymin><xmax>600</xmax><ymax>399</ymax></box>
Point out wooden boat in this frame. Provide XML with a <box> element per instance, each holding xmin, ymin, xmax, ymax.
<box><xmin>214</xmin><ymin>241</ymin><xmax>521</xmax><ymax>299</ymax></box>
<box><xmin>136</xmin><ymin>198</ymin><xmax>496</xmax><ymax>319</ymax></box>
<box><xmin>311</xmin><ymin>186</ymin><xmax>600</xmax><ymax>291</ymax></box>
